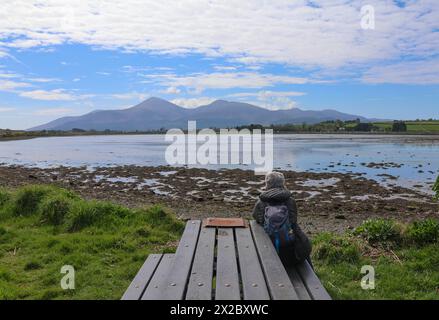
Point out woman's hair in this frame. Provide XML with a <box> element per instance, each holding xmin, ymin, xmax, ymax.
<box><xmin>265</xmin><ymin>171</ymin><xmax>285</xmax><ymax>189</ymax></box>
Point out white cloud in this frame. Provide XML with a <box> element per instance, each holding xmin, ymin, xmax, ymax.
<box><xmin>171</xmin><ymin>97</ymin><xmax>216</xmax><ymax>108</ymax></box>
<box><xmin>362</xmin><ymin>59</ymin><xmax>439</xmax><ymax>84</ymax></box>
<box><xmin>0</xmin><ymin>72</ymin><xmax>21</xmax><ymax>79</ymax></box>
<box><xmin>0</xmin><ymin>107</ymin><xmax>16</xmax><ymax>112</ymax></box>
<box><xmin>240</xmin><ymin>97</ymin><xmax>298</xmax><ymax>110</ymax></box>
<box><xmin>19</xmin><ymin>89</ymin><xmax>88</xmax><ymax>101</ymax></box>
<box><xmin>229</xmin><ymin>90</ymin><xmax>306</xmax><ymax>98</ymax></box>
<box><xmin>155</xmin><ymin>67</ymin><xmax>174</xmax><ymax>71</ymax></box>
<box><xmin>160</xmin><ymin>86</ymin><xmax>181</xmax><ymax>94</ymax></box>
<box><xmin>26</xmin><ymin>77</ymin><xmax>60</xmax><ymax>83</ymax></box>
<box><xmin>244</xmin><ymin>65</ymin><xmax>262</xmax><ymax>71</ymax></box>
<box><xmin>122</xmin><ymin>65</ymin><xmax>174</xmax><ymax>74</ymax></box>
<box><xmin>33</xmin><ymin>108</ymin><xmax>73</xmax><ymax>116</ymax></box>
<box><xmin>145</xmin><ymin>71</ymin><xmax>317</xmax><ymax>93</ymax></box>
<box><xmin>111</xmin><ymin>92</ymin><xmax>149</xmax><ymax>100</ymax></box>
<box><xmin>258</xmin><ymin>96</ymin><xmax>299</xmax><ymax>110</ymax></box>
<box><xmin>227</xmin><ymin>90</ymin><xmax>305</xmax><ymax>110</ymax></box>
<box><xmin>213</xmin><ymin>66</ymin><xmax>237</xmax><ymax>71</ymax></box>
<box><xmin>0</xmin><ymin>80</ymin><xmax>31</xmax><ymax>92</ymax></box>
<box><xmin>0</xmin><ymin>1</ymin><xmax>437</xmax><ymax>75</ymax></box>
<box><xmin>122</xmin><ymin>65</ymin><xmax>148</xmax><ymax>73</ymax></box>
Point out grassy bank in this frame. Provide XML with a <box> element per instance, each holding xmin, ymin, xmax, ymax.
<box><xmin>0</xmin><ymin>129</ymin><xmax>166</xmax><ymax>141</ymax></box>
<box><xmin>1</xmin><ymin>185</ymin><xmax>438</xmax><ymax>299</ymax></box>
<box><xmin>0</xmin><ymin>185</ymin><xmax>184</xmax><ymax>299</ymax></box>
<box><xmin>313</xmin><ymin>218</ymin><xmax>439</xmax><ymax>299</ymax></box>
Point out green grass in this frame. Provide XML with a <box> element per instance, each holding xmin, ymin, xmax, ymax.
<box><xmin>353</xmin><ymin>218</ymin><xmax>402</xmax><ymax>244</ymax></box>
<box><xmin>313</xmin><ymin>218</ymin><xmax>439</xmax><ymax>300</ymax></box>
<box><xmin>434</xmin><ymin>175</ymin><xmax>439</xmax><ymax>200</ymax></box>
<box><xmin>407</xmin><ymin>124</ymin><xmax>439</xmax><ymax>132</ymax></box>
<box><xmin>406</xmin><ymin>219</ymin><xmax>439</xmax><ymax>245</ymax></box>
<box><xmin>1</xmin><ymin>185</ymin><xmax>439</xmax><ymax>300</ymax></box>
<box><xmin>373</xmin><ymin>122</ymin><xmax>393</xmax><ymax>130</ymax></box>
<box><xmin>0</xmin><ymin>184</ymin><xmax>184</xmax><ymax>300</ymax></box>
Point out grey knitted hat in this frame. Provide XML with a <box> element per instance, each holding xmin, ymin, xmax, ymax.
<box><xmin>265</xmin><ymin>171</ymin><xmax>285</xmax><ymax>189</ymax></box>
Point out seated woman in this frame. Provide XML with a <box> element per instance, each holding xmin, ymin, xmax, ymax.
<box><xmin>252</xmin><ymin>171</ymin><xmax>312</xmax><ymax>266</ymax></box>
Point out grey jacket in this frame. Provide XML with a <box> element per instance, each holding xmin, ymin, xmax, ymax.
<box><xmin>252</xmin><ymin>187</ymin><xmax>311</xmax><ymax>263</ymax></box>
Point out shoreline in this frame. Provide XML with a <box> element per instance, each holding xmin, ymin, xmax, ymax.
<box><xmin>2</xmin><ymin>131</ymin><xmax>439</xmax><ymax>142</ymax></box>
<box><xmin>1</xmin><ymin>164</ymin><xmax>437</xmax><ymax>235</ymax></box>
<box><xmin>0</xmin><ymin>136</ymin><xmax>37</xmax><ymax>142</ymax></box>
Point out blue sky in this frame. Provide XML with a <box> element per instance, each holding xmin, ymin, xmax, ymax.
<box><xmin>0</xmin><ymin>1</ymin><xmax>438</xmax><ymax>129</ymax></box>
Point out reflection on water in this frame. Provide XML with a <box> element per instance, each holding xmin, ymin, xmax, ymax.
<box><xmin>0</xmin><ymin>134</ymin><xmax>438</xmax><ymax>194</ymax></box>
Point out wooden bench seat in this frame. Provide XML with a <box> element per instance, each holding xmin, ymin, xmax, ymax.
<box><xmin>122</xmin><ymin>220</ymin><xmax>331</xmax><ymax>300</ymax></box>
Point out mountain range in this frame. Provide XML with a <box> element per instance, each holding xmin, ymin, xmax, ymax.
<box><xmin>29</xmin><ymin>97</ymin><xmax>373</xmax><ymax>131</ymax></box>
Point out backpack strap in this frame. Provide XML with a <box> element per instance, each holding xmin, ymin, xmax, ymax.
<box><xmin>274</xmin><ymin>233</ymin><xmax>280</xmax><ymax>253</ymax></box>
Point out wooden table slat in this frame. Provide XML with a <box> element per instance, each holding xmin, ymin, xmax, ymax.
<box><xmin>123</xmin><ymin>220</ymin><xmax>331</xmax><ymax>300</ymax></box>
<box><xmin>159</xmin><ymin>220</ymin><xmax>201</xmax><ymax>300</ymax></box>
<box><xmin>235</xmin><ymin>227</ymin><xmax>270</xmax><ymax>300</ymax></box>
<box><xmin>186</xmin><ymin>227</ymin><xmax>216</xmax><ymax>300</ymax></box>
<box><xmin>215</xmin><ymin>228</ymin><xmax>241</xmax><ymax>300</ymax></box>
<box><xmin>250</xmin><ymin>221</ymin><xmax>299</xmax><ymax>300</ymax></box>
<box><xmin>285</xmin><ymin>266</ymin><xmax>311</xmax><ymax>300</ymax></box>
<box><xmin>296</xmin><ymin>260</ymin><xmax>332</xmax><ymax>300</ymax></box>
<box><xmin>141</xmin><ymin>254</ymin><xmax>175</xmax><ymax>300</ymax></box>
<box><xmin>121</xmin><ymin>254</ymin><xmax>163</xmax><ymax>300</ymax></box>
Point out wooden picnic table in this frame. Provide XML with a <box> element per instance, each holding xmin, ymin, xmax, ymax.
<box><xmin>122</xmin><ymin>219</ymin><xmax>331</xmax><ymax>300</ymax></box>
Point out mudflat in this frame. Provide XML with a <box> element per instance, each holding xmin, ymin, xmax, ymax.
<box><xmin>1</xmin><ymin>164</ymin><xmax>437</xmax><ymax>235</ymax></box>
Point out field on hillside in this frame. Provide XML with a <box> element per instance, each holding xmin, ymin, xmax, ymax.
<box><xmin>374</xmin><ymin>120</ymin><xmax>439</xmax><ymax>133</ymax></box>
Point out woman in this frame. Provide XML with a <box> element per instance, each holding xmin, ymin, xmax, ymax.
<box><xmin>252</xmin><ymin>171</ymin><xmax>312</xmax><ymax>266</ymax></box>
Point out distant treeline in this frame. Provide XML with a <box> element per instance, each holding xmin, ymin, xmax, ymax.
<box><xmin>2</xmin><ymin>119</ymin><xmax>439</xmax><ymax>139</ymax></box>
<box><xmin>234</xmin><ymin>119</ymin><xmax>439</xmax><ymax>134</ymax></box>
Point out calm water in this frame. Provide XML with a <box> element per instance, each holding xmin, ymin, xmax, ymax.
<box><xmin>0</xmin><ymin>134</ymin><xmax>438</xmax><ymax>194</ymax></box>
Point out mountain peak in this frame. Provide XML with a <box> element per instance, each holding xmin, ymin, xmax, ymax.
<box><xmin>209</xmin><ymin>99</ymin><xmax>229</xmax><ymax>105</ymax></box>
<box><xmin>130</xmin><ymin>97</ymin><xmax>180</xmax><ymax>110</ymax></box>
<box><xmin>205</xmin><ymin>99</ymin><xmax>261</xmax><ymax>109</ymax></box>
<box><xmin>144</xmin><ymin>97</ymin><xmax>168</xmax><ymax>103</ymax></box>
